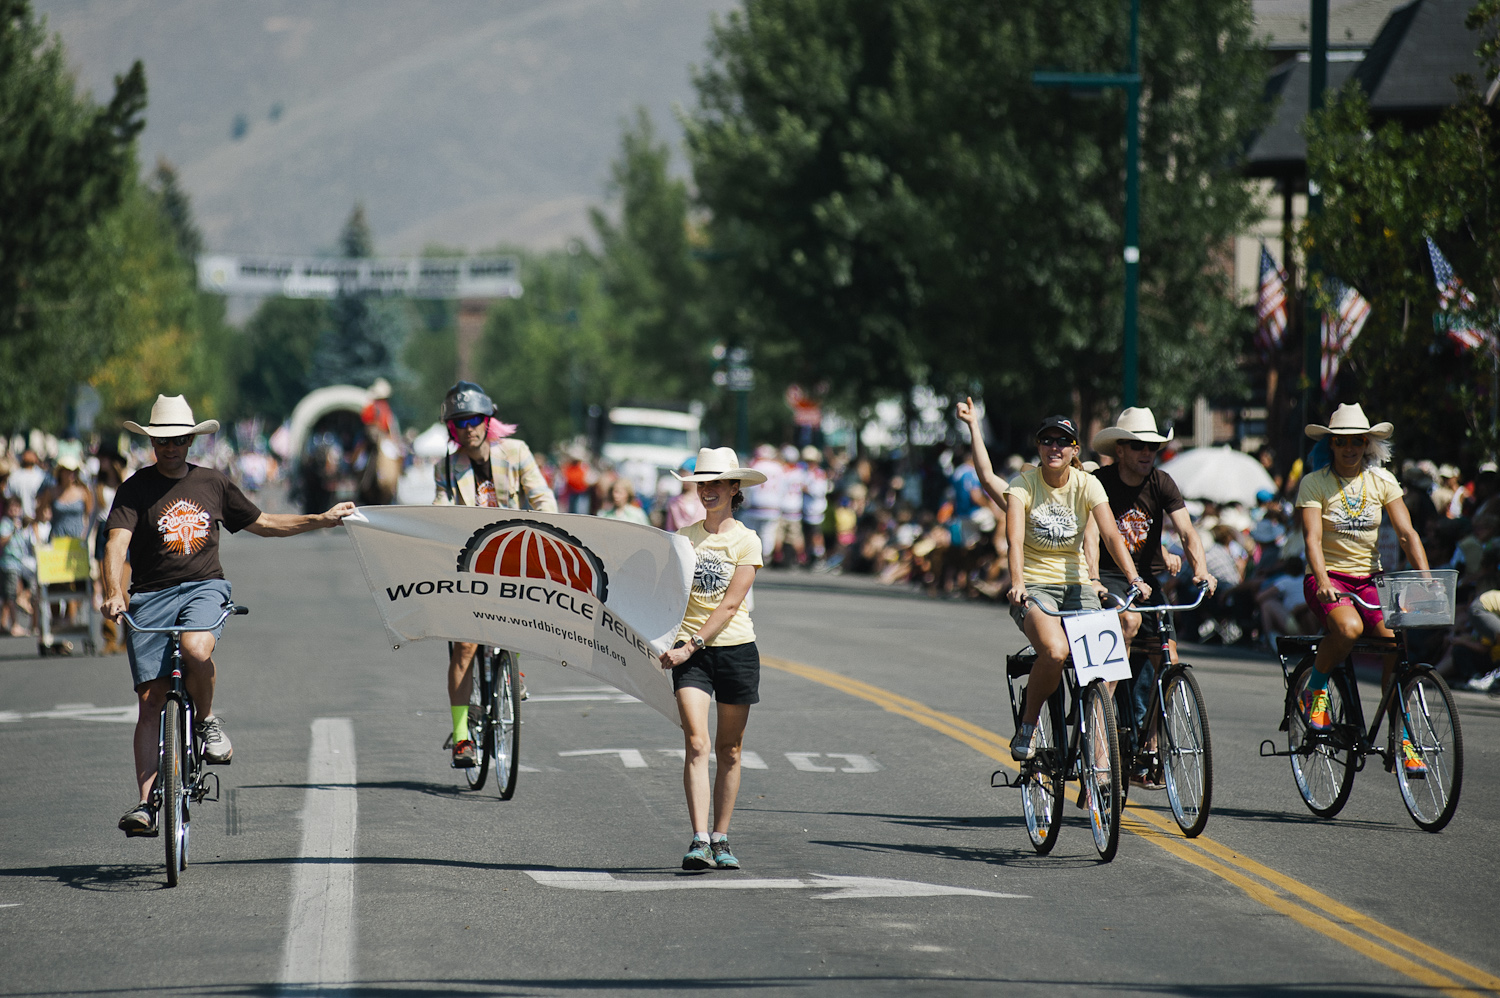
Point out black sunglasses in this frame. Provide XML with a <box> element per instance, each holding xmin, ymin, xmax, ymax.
<box><xmin>1038</xmin><ymin>436</ymin><xmax>1076</xmax><ymax>448</ymax></box>
<box><xmin>1126</xmin><ymin>440</ymin><xmax>1161</xmax><ymax>453</ymax></box>
<box><xmin>448</xmin><ymin>414</ymin><xmax>487</xmax><ymax>429</ymax></box>
<box><xmin>154</xmin><ymin>435</ymin><xmax>193</xmax><ymax>448</ymax></box>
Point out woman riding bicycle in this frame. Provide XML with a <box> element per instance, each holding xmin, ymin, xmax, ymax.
<box><xmin>956</xmin><ymin>403</ymin><xmax>1150</xmax><ymax>760</ymax></box>
<box><xmin>1296</xmin><ymin>403</ymin><xmax>1430</xmax><ymax>773</ymax></box>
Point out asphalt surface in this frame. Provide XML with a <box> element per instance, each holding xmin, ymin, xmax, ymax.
<box><xmin>3</xmin><ymin>526</ymin><xmax>1499</xmax><ymax>996</ymax></box>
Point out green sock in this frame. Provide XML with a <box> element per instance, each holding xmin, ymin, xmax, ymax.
<box><xmin>451</xmin><ymin>705</ymin><xmax>470</xmax><ymax>743</ymax></box>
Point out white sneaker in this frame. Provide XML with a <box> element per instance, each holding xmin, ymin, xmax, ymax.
<box><xmin>1466</xmin><ymin>670</ymin><xmax>1500</xmax><ymax>692</ymax></box>
<box><xmin>197</xmin><ymin>714</ymin><xmax>233</xmax><ymax>764</ymax></box>
<box><xmin>1010</xmin><ymin>724</ymin><xmax>1040</xmax><ymax>761</ymax></box>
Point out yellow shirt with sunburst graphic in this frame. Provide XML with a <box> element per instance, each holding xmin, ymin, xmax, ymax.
<box><xmin>1006</xmin><ymin>466</ymin><xmax>1109</xmax><ymax>585</ymax></box>
<box><xmin>1296</xmin><ymin>466</ymin><xmax>1402</xmax><ymax>575</ymax></box>
<box><xmin>676</xmin><ymin>519</ymin><xmax>763</xmax><ymax>647</ymax></box>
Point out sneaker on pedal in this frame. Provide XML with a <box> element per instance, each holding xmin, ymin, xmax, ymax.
<box><xmin>1130</xmin><ymin>761</ymin><xmax>1165</xmax><ymax>791</ymax></box>
<box><xmin>197</xmin><ymin>714</ymin><xmax>233</xmax><ymax>763</ymax></box>
<box><xmin>1010</xmin><ymin>724</ymin><xmax>1040</xmax><ymax>761</ymax></box>
<box><xmin>1300</xmin><ymin>689</ymin><xmax>1332</xmax><ymax>732</ymax></box>
<box><xmin>1400</xmin><ymin>738</ymin><xmax>1428</xmax><ymax>779</ymax></box>
<box><xmin>451</xmin><ymin>738</ymin><xmax>478</xmax><ymax>768</ymax></box>
<box><xmin>682</xmin><ymin>838</ymin><xmax>716</xmax><ymax>870</ymax></box>
<box><xmin>118</xmin><ymin>801</ymin><xmax>158</xmax><ymax>837</ymax></box>
<box><xmin>710</xmin><ymin>839</ymin><xmax>740</xmax><ymax>870</ymax></box>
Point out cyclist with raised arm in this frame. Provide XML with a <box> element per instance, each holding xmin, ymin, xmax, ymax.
<box><xmin>955</xmin><ymin>401</ymin><xmax>1149</xmax><ymax>760</ymax></box>
<box><xmin>432</xmin><ymin>381</ymin><xmax>557</xmax><ymax>768</ymax></box>
<box><xmin>102</xmin><ymin>396</ymin><xmax>354</xmax><ymax>837</ymax></box>
<box><xmin>1089</xmin><ymin>408</ymin><xmax>1216</xmax><ymax>788</ymax></box>
<box><xmin>1296</xmin><ymin>403</ymin><xmax>1431</xmax><ymax>775</ymax></box>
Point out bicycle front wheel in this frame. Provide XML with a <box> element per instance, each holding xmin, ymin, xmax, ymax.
<box><xmin>1020</xmin><ymin>690</ymin><xmax>1065</xmax><ymax>855</ymax></box>
<box><xmin>1161</xmin><ymin>666</ymin><xmax>1213</xmax><ymax>837</ymax></box>
<box><xmin>160</xmin><ymin>704</ymin><xmax>188</xmax><ymax>887</ymax></box>
<box><xmin>1080</xmin><ymin>681</ymin><xmax>1122</xmax><ymax>862</ymax></box>
<box><xmin>1288</xmin><ymin>661</ymin><xmax>1357</xmax><ymax>819</ymax></box>
<box><xmin>493</xmin><ymin>651</ymin><xmax>521</xmax><ymax>800</ymax></box>
<box><xmin>464</xmin><ymin>650</ymin><xmax>493</xmax><ymax>792</ymax></box>
<box><xmin>1395</xmin><ymin>667</ymin><xmax>1462</xmax><ymax>832</ymax></box>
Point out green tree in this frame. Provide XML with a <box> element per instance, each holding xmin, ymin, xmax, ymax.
<box><xmin>684</xmin><ymin>0</ymin><xmax>1266</xmax><ymax>429</ymax></box>
<box><xmin>1305</xmin><ymin>85</ymin><xmax>1500</xmax><ymax>462</ymax></box>
<box><xmin>231</xmin><ymin>297</ymin><xmax>323</xmax><ymax>426</ymax></box>
<box><xmin>310</xmin><ymin>204</ymin><xmax>411</xmax><ymax>391</ymax></box>
<box><xmin>0</xmin><ymin>0</ymin><xmax>146</xmax><ymax>427</ymax></box>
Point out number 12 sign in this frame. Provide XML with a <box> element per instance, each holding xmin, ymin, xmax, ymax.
<box><xmin>1061</xmin><ymin>610</ymin><xmax>1132</xmax><ymax>684</ymax></box>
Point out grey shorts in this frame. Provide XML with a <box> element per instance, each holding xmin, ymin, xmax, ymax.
<box><xmin>1009</xmin><ymin>582</ymin><xmax>1102</xmax><ymax>630</ymax></box>
<box><xmin>126</xmin><ymin>579</ymin><xmax>233</xmax><ymax>688</ymax></box>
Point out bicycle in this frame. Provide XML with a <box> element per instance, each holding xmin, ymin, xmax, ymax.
<box><xmin>120</xmin><ymin>600</ymin><xmax>248</xmax><ymax>887</ymax></box>
<box><xmin>461</xmin><ymin>646</ymin><xmax>520</xmax><ymax>799</ymax></box>
<box><xmin>1112</xmin><ymin>583</ymin><xmax>1214</xmax><ymax>837</ymax></box>
<box><xmin>1259</xmin><ymin>570</ymin><xmax>1463</xmax><ymax>832</ymax></box>
<box><xmin>996</xmin><ymin>592</ymin><xmax>1137</xmax><ymax>862</ymax></box>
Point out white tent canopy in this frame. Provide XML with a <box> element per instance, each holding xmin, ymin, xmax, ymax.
<box><xmin>1157</xmin><ymin>446</ymin><xmax>1276</xmax><ymax>507</ymax></box>
<box><xmin>285</xmin><ymin>385</ymin><xmax>374</xmax><ymax>465</ymax></box>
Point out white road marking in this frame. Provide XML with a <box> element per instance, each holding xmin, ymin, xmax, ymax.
<box><xmin>785</xmin><ymin>752</ymin><xmax>837</xmax><ymax>772</ymax></box>
<box><xmin>0</xmin><ymin>704</ymin><xmax>135</xmax><ymax>724</ymax></box>
<box><xmin>522</xmin><ymin>870</ymin><xmax>1026</xmax><ymax>901</ymax></box>
<box><xmin>279</xmin><ymin>718</ymin><xmax>356</xmax><ymax>995</ymax></box>
<box><xmin>825</xmin><ymin>753</ymin><xmax>882</xmax><ymax>773</ymax></box>
<box><xmin>656</xmin><ymin>749</ymin><xmax>769</xmax><ymax>770</ymax></box>
<box><xmin>0</xmin><ymin>903</ymin><xmax>20</xmax><ymax>908</ymax></box>
<box><xmin>527</xmin><ymin>693</ymin><xmax>638</xmax><ymax>703</ymax></box>
<box><xmin>558</xmin><ymin>748</ymin><xmax>648</xmax><ymax>768</ymax></box>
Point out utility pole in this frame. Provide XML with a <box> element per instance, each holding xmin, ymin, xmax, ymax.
<box><xmin>1302</xmin><ymin>0</ymin><xmax>1329</xmax><ymax>455</ymax></box>
<box><xmin>1033</xmin><ymin>0</ymin><xmax>1142</xmax><ymax>407</ymax></box>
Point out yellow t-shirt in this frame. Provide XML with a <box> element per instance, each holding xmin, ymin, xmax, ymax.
<box><xmin>1005</xmin><ymin>466</ymin><xmax>1108</xmax><ymax>585</ymax></box>
<box><xmin>1296</xmin><ymin>466</ymin><xmax>1402</xmax><ymax>576</ymax></box>
<box><xmin>676</xmin><ymin>519</ymin><xmax>762</xmax><ymax>646</ymax></box>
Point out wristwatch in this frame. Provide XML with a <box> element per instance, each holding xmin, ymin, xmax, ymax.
<box><xmin>689</xmin><ymin>634</ymin><xmax>706</xmax><ymax>651</ymax></box>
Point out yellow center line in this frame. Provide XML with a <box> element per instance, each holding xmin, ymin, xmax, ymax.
<box><xmin>762</xmin><ymin>655</ymin><xmax>1496</xmax><ymax>997</ymax></box>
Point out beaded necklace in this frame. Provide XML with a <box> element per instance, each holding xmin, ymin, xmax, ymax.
<box><xmin>1333</xmin><ymin>468</ymin><xmax>1369</xmax><ymax>520</ymax></box>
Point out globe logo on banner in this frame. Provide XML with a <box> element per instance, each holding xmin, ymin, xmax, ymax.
<box><xmin>457</xmin><ymin>520</ymin><xmax>610</xmax><ymax>601</ymax></box>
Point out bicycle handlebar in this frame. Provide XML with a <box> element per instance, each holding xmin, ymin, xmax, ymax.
<box><xmin>1025</xmin><ymin>581</ymin><xmax>1211</xmax><ymax>618</ymax></box>
<box><xmin>120</xmin><ymin>602</ymin><xmax>248</xmax><ymax>636</ymax></box>
<box><xmin>1029</xmin><ymin>587</ymin><xmax>1140</xmax><ymax>618</ymax></box>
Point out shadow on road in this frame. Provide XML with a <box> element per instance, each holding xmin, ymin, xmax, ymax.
<box><xmin>0</xmin><ymin>863</ymin><xmax>163</xmax><ymax>893</ymax></box>
<box><xmin>234</xmin><ymin>780</ymin><xmax>472</xmax><ymax>800</ymax></box>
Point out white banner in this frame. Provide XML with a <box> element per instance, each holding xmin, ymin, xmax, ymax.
<box><xmin>343</xmin><ymin>506</ymin><xmax>694</xmax><ymax>723</ymax></box>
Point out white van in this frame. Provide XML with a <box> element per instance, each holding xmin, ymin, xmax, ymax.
<box><xmin>602</xmin><ymin>406</ymin><xmax>701</xmax><ymax>505</ymax></box>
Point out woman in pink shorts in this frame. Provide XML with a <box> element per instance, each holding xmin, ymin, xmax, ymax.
<box><xmin>1295</xmin><ymin>404</ymin><xmax>1430</xmax><ymax>770</ymax></box>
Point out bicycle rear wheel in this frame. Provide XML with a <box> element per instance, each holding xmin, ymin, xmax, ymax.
<box><xmin>1288</xmin><ymin>661</ymin><xmax>1357</xmax><ymax>819</ymax></box>
<box><xmin>1395</xmin><ymin>667</ymin><xmax>1462</xmax><ymax>832</ymax></box>
<box><xmin>1020</xmin><ymin>690</ymin><xmax>1065</xmax><ymax>855</ymax></box>
<box><xmin>464</xmin><ymin>649</ymin><xmax>493</xmax><ymax>792</ymax></box>
<box><xmin>1080</xmin><ymin>681</ymin><xmax>1122</xmax><ymax>862</ymax></box>
<box><xmin>160</xmin><ymin>703</ymin><xmax>187</xmax><ymax>887</ymax></box>
<box><xmin>493</xmin><ymin>651</ymin><xmax>521</xmax><ymax>800</ymax></box>
<box><xmin>1161</xmin><ymin>666</ymin><xmax>1213</xmax><ymax>837</ymax></box>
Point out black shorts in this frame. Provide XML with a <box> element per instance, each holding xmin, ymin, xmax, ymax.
<box><xmin>1099</xmin><ymin>572</ymin><xmax>1173</xmax><ymax>654</ymax></box>
<box><xmin>671</xmin><ymin>641</ymin><xmax>761</xmax><ymax>706</ymax></box>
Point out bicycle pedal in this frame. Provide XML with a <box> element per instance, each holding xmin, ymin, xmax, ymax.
<box><xmin>122</xmin><ymin>826</ymin><xmax>159</xmax><ymax>839</ymax></box>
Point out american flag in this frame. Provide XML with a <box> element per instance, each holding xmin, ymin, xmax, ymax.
<box><xmin>1425</xmin><ymin>236</ymin><xmax>1492</xmax><ymax>351</ymax></box>
<box><xmin>1255</xmin><ymin>245</ymin><xmax>1289</xmax><ymax>353</ymax></box>
<box><xmin>1320</xmin><ymin>277</ymin><xmax>1371</xmax><ymax>394</ymax></box>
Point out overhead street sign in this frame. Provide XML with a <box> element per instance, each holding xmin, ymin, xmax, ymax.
<box><xmin>196</xmin><ymin>254</ymin><xmax>522</xmax><ymax>300</ymax></box>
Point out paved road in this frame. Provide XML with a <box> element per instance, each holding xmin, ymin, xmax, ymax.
<box><xmin>2</xmin><ymin>529</ymin><xmax>1498</xmax><ymax>996</ymax></box>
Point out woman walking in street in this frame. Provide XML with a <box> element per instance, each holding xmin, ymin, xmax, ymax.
<box><xmin>657</xmin><ymin>447</ymin><xmax>767</xmax><ymax>870</ymax></box>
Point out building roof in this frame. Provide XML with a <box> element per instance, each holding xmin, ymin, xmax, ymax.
<box><xmin>1244</xmin><ymin>59</ymin><xmax>1363</xmax><ymax>177</ymax></box>
<box><xmin>1353</xmin><ymin>0</ymin><xmax>1488</xmax><ymax>113</ymax></box>
<box><xmin>1252</xmin><ymin>0</ymin><xmax>1410</xmax><ymax>50</ymax></box>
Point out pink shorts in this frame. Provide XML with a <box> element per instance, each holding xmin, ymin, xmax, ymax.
<box><xmin>1304</xmin><ymin>571</ymin><xmax>1384</xmax><ymax>631</ymax></box>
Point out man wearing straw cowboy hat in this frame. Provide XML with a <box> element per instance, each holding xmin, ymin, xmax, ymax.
<box><xmin>103</xmin><ymin>395</ymin><xmax>356</xmax><ymax>837</ymax></box>
<box><xmin>1295</xmin><ymin>402</ymin><xmax>1431</xmax><ymax>776</ymax></box>
<box><xmin>1090</xmin><ymin>408</ymin><xmax>1216</xmax><ymax>789</ymax></box>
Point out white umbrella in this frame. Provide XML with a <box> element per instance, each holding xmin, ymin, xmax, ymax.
<box><xmin>412</xmin><ymin>422</ymin><xmax>452</xmax><ymax>460</ymax></box>
<box><xmin>1156</xmin><ymin>446</ymin><xmax>1276</xmax><ymax>507</ymax></box>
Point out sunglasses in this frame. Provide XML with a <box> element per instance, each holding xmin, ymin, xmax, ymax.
<box><xmin>1330</xmin><ymin>435</ymin><xmax>1368</xmax><ymax>447</ymax></box>
<box><xmin>154</xmin><ymin>435</ymin><xmax>194</xmax><ymax>448</ymax></box>
<box><xmin>1038</xmin><ymin>436</ymin><xmax>1076</xmax><ymax>449</ymax></box>
<box><xmin>1126</xmin><ymin>440</ymin><xmax>1161</xmax><ymax>453</ymax></box>
<box><xmin>447</xmin><ymin>414</ymin><xmax>488</xmax><ymax>430</ymax></box>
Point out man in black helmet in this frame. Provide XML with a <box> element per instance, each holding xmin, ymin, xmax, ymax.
<box><xmin>434</xmin><ymin>381</ymin><xmax>557</xmax><ymax>767</ymax></box>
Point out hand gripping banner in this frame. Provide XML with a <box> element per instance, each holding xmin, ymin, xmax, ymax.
<box><xmin>344</xmin><ymin>506</ymin><xmax>694</xmax><ymax>722</ymax></box>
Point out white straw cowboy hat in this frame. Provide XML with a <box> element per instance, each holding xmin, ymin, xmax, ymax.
<box><xmin>123</xmin><ymin>395</ymin><xmax>220</xmax><ymax>438</ymax></box>
<box><xmin>1091</xmin><ymin>406</ymin><xmax>1174</xmax><ymax>451</ymax></box>
<box><xmin>369</xmin><ymin>378</ymin><xmax>393</xmax><ymax>399</ymax></box>
<box><xmin>1305</xmin><ymin>402</ymin><xmax>1392</xmax><ymax>440</ymax></box>
<box><xmin>672</xmin><ymin>447</ymin><xmax>768</xmax><ymax>485</ymax></box>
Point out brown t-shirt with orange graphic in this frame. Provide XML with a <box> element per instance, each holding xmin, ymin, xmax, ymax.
<box><xmin>1094</xmin><ymin>464</ymin><xmax>1186</xmax><ymax>580</ymax></box>
<box><xmin>106</xmin><ymin>465</ymin><xmax>262</xmax><ymax>593</ymax></box>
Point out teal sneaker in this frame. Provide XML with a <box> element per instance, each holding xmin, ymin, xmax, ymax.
<box><xmin>682</xmin><ymin>838</ymin><xmax>716</xmax><ymax>871</ymax></box>
<box><xmin>710</xmin><ymin>839</ymin><xmax>740</xmax><ymax>870</ymax></box>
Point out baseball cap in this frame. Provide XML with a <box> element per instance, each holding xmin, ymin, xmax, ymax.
<box><xmin>1035</xmin><ymin>416</ymin><xmax>1080</xmax><ymax>442</ymax></box>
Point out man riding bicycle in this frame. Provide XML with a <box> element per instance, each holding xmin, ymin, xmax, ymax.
<box><xmin>1088</xmin><ymin>408</ymin><xmax>1216</xmax><ymax>788</ymax></box>
<box><xmin>432</xmin><ymin>381</ymin><xmax>557</xmax><ymax>768</ymax></box>
<box><xmin>102</xmin><ymin>395</ymin><xmax>354</xmax><ymax>837</ymax></box>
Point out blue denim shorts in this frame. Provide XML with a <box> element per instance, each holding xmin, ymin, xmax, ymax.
<box><xmin>126</xmin><ymin>579</ymin><xmax>233</xmax><ymax>688</ymax></box>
